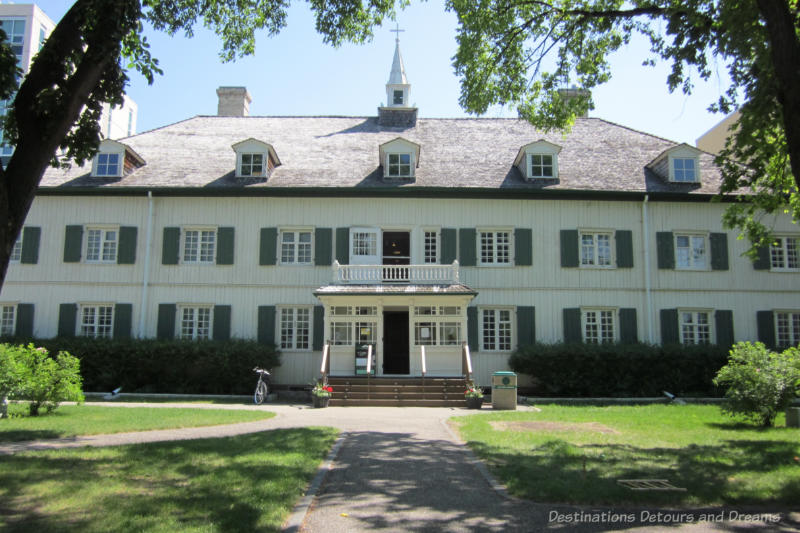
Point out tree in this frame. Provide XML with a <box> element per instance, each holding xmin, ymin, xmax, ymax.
<box><xmin>447</xmin><ymin>0</ymin><xmax>800</xmax><ymax>253</ymax></box>
<box><xmin>0</xmin><ymin>0</ymin><xmax>401</xmax><ymax>290</ymax></box>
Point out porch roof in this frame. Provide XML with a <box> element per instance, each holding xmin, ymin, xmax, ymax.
<box><xmin>313</xmin><ymin>283</ymin><xmax>477</xmax><ymax>296</ymax></box>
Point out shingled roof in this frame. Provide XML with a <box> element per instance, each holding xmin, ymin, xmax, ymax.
<box><xmin>39</xmin><ymin>115</ymin><xmax>723</xmax><ymax>196</ymax></box>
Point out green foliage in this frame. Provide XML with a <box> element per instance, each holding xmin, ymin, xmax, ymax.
<box><xmin>0</xmin><ymin>344</ymin><xmax>24</xmax><ymax>399</ymax></box>
<box><xmin>509</xmin><ymin>342</ymin><xmax>729</xmax><ymax>397</ymax></box>
<box><xmin>713</xmin><ymin>342</ymin><xmax>800</xmax><ymax>427</ymax></box>
<box><xmin>8</xmin><ymin>344</ymin><xmax>84</xmax><ymax>416</ymax></box>
<box><xmin>17</xmin><ymin>338</ymin><xmax>281</xmax><ymax>395</ymax></box>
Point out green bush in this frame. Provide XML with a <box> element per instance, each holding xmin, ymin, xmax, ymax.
<box><xmin>509</xmin><ymin>342</ymin><xmax>729</xmax><ymax>397</ymax></box>
<box><xmin>0</xmin><ymin>344</ymin><xmax>25</xmax><ymax>418</ymax></box>
<box><xmin>713</xmin><ymin>342</ymin><xmax>800</xmax><ymax>427</ymax></box>
<box><xmin>9</xmin><ymin>343</ymin><xmax>85</xmax><ymax>416</ymax></box>
<box><xmin>14</xmin><ymin>338</ymin><xmax>281</xmax><ymax>395</ymax></box>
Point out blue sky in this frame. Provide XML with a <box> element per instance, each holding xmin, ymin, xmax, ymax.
<box><xmin>33</xmin><ymin>0</ymin><xmax>733</xmax><ymax>145</ymax></box>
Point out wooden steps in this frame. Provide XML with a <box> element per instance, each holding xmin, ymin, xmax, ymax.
<box><xmin>326</xmin><ymin>376</ymin><xmax>468</xmax><ymax>407</ymax></box>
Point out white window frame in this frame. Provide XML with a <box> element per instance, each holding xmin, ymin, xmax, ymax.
<box><xmin>385</xmin><ymin>152</ymin><xmax>414</xmax><ymax>178</ymax></box>
<box><xmin>93</xmin><ymin>151</ymin><xmax>122</xmax><ymax>177</ymax></box>
<box><xmin>478</xmin><ymin>229</ymin><xmax>513</xmax><ymax>266</ymax></box>
<box><xmin>528</xmin><ymin>153</ymin><xmax>555</xmax><ymax>178</ymax></box>
<box><xmin>582</xmin><ymin>308</ymin><xmax>617</xmax><ymax>344</ymax></box>
<box><xmin>775</xmin><ymin>311</ymin><xmax>800</xmax><ymax>348</ymax></box>
<box><xmin>579</xmin><ymin>230</ymin><xmax>614</xmax><ymax>268</ymax></box>
<box><xmin>670</xmin><ymin>156</ymin><xmax>698</xmax><ymax>183</ymax></box>
<box><xmin>182</xmin><ymin>227</ymin><xmax>217</xmax><ymax>265</ymax></box>
<box><xmin>479</xmin><ymin>307</ymin><xmax>514</xmax><ymax>352</ymax></box>
<box><xmin>179</xmin><ymin>305</ymin><xmax>213</xmax><ymax>340</ymax></box>
<box><xmin>278</xmin><ymin>306</ymin><xmax>312</xmax><ymax>351</ymax></box>
<box><xmin>412</xmin><ymin>306</ymin><xmax>463</xmax><ymax>347</ymax></box>
<box><xmin>423</xmin><ymin>229</ymin><xmax>439</xmax><ymax>264</ymax></box>
<box><xmin>280</xmin><ymin>229</ymin><xmax>313</xmax><ymax>265</ymax></box>
<box><xmin>238</xmin><ymin>152</ymin><xmax>266</xmax><ymax>178</ymax></box>
<box><xmin>85</xmin><ymin>226</ymin><xmax>119</xmax><ymax>263</ymax></box>
<box><xmin>678</xmin><ymin>309</ymin><xmax>713</xmax><ymax>345</ymax></box>
<box><xmin>674</xmin><ymin>232</ymin><xmax>708</xmax><ymax>270</ymax></box>
<box><xmin>10</xmin><ymin>232</ymin><xmax>22</xmax><ymax>263</ymax></box>
<box><xmin>79</xmin><ymin>303</ymin><xmax>114</xmax><ymax>339</ymax></box>
<box><xmin>0</xmin><ymin>304</ymin><xmax>16</xmax><ymax>336</ymax></box>
<box><xmin>328</xmin><ymin>306</ymin><xmax>377</xmax><ymax>346</ymax></box>
<box><xmin>769</xmin><ymin>236</ymin><xmax>799</xmax><ymax>271</ymax></box>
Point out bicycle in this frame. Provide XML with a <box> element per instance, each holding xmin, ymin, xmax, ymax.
<box><xmin>253</xmin><ymin>367</ymin><xmax>271</xmax><ymax>405</ymax></box>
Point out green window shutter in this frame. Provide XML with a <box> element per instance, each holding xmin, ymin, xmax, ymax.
<box><xmin>563</xmin><ymin>307</ymin><xmax>582</xmax><ymax>343</ymax></box>
<box><xmin>516</xmin><ymin>306</ymin><xmax>535</xmax><ymax>347</ymax></box>
<box><xmin>467</xmin><ymin>307</ymin><xmax>478</xmax><ymax>352</ymax></box>
<box><xmin>216</xmin><ymin>227</ymin><xmax>235</xmax><ymax>265</ymax></box>
<box><xmin>660</xmin><ymin>309</ymin><xmax>679</xmax><ymax>344</ymax></box>
<box><xmin>213</xmin><ymin>305</ymin><xmax>232</xmax><ymax>340</ymax></box>
<box><xmin>656</xmin><ymin>232</ymin><xmax>675</xmax><ymax>269</ymax></box>
<box><xmin>714</xmin><ymin>310</ymin><xmax>734</xmax><ymax>347</ymax></box>
<box><xmin>63</xmin><ymin>225</ymin><xmax>83</xmax><ymax>263</ymax></box>
<box><xmin>560</xmin><ymin>230</ymin><xmax>579</xmax><ymax>267</ymax></box>
<box><xmin>157</xmin><ymin>304</ymin><xmax>176</xmax><ymax>339</ymax></box>
<box><xmin>259</xmin><ymin>227</ymin><xmax>278</xmax><ymax>266</ymax></box>
<box><xmin>335</xmin><ymin>227</ymin><xmax>350</xmax><ymax>265</ymax></box>
<box><xmin>117</xmin><ymin>226</ymin><xmax>138</xmax><ymax>264</ymax></box>
<box><xmin>753</xmin><ymin>245</ymin><xmax>771</xmax><ymax>270</ymax></box>
<box><xmin>315</xmin><ymin>228</ymin><xmax>333</xmax><ymax>266</ymax></box>
<box><xmin>162</xmin><ymin>227</ymin><xmax>180</xmax><ymax>265</ymax></box>
<box><xmin>113</xmin><ymin>303</ymin><xmax>133</xmax><ymax>339</ymax></box>
<box><xmin>258</xmin><ymin>305</ymin><xmax>276</xmax><ymax>346</ymax></box>
<box><xmin>710</xmin><ymin>232</ymin><xmax>729</xmax><ymax>271</ymax></box>
<box><xmin>756</xmin><ymin>310</ymin><xmax>776</xmax><ymax>349</ymax></box>
<box><xmin>20</xmin><ymin>226</ymin><xmax>41</xmax><ymax>264</ymax></box>
<box><xmin>514</xmin><ymin>228</ymin><xmax>533</xmax><ymax>266</ymax></box>
<box><xmin>440</xmin><ymin>228</ymin><xmax>457</xmax><ymax>264</ymax></box>
<box><xmin>16</xmin><ymin>304</ymin><xmax>34</xmax><ymax>337</ymax></box>
<box><xmin>459</xmin><ymin>228</ymin><xmax>476</xmax><ymax>266</ymax></box>
<box><xmin>615</xmin><ymin>230</ymin><xmax>634</xmax><ymax>268</ymax></box>
<box><xmin>619</xmin><ymin>308</ymin><xmax>638</xmax><ymax>343</ymax></box>
<box><xmin>58</xmin><ymin>303</ymin><xmax>77</xmax><ymax>337</ymax></box>
<box><xmin>313</xmin><ymin>305</ymin><xmax>325</xmax><ymax>350</ymax></box>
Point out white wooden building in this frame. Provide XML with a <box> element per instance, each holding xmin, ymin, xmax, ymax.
<box><xmin>3</xmin><ymin>41</ymin><xmax>799</xmax><ymax>387</ymax></box>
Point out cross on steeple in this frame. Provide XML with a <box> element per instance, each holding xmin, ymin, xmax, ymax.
<box><xmin>390</xmin><ymin>22</ymin><xmax>404</xmax><ymax>43</ymax></box>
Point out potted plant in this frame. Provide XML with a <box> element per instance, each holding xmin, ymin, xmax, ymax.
<box><xmin>465</xmin><ymin>381</ymin><xmax>484</xmax><ymax>409</ymax></box>
<box><xmin>311</xmin><ymin>382</ymin><xmax>333</xmax><ymax>408</ymax></box>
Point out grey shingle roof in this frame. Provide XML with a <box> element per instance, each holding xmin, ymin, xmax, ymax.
<box><xmin>39</xmin><ymin>115</ymin><xmax>723</xmax><ymax>195</ymax></box>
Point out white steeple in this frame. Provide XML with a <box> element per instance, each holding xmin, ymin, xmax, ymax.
<box><xmin>386</xmin><ymin>24</ymin><xmax>410</xmax><ymax>108</ymax></box>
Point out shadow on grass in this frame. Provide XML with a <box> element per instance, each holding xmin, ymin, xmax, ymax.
<box><xmin>0</xmin><ymin>429</ymin><xmax>64</xmax><ymax>442</ymax></box>
<box><xmin>0</xmin><ymin>427</ymin><xmax>337</xmax><ymax>533</ymax></box>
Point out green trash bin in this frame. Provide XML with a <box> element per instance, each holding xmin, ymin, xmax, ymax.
<box><xmin>492</xmin><ymin>371</ymin><xmax>517</xmax><ymax>410</ymax></box>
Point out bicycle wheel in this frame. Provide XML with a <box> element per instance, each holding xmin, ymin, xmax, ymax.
<box><xmin>254</xmin><ymin>380</ymin><xmax>268</xmax><ymax>405</ymax></box>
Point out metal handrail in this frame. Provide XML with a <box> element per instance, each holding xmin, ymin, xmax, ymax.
<box><xmin>366</xmin><ymin>344</ymin><xmax>373</xmax><ymax>400</ymax></box>
<box><xmin>462</xmin><ymin>341</ymin><xmax>473</xmax><ymax>382</ymax></box>
<box><xmin>320</xmin><ymin>343</ymin><xmax>330</xmax><ymax>385</ymax></box>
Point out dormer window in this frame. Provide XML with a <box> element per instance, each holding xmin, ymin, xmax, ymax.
<box><xmin>529</xmin><ymin>154</ymin><xmax>554</xmax><ymax>178</ymax></box>
<box><xmin>514</xmin><ymin>139</ymin><xmax>562</xmax><ymax>181</ymax></box>
<box><xmin>91</xmin><ymin>139</ymin><xmax>144</xmax><ymax>178</ymax></box>
<box><xmin>379</xmin><ymin>137</ymin><xmax>420</xmax><ymax>181</ymax></box>
<box><xmin>96</xmin><ymin>153</ymin><xmax>120</xmax><ymax>177</ymax></box>
<box><xmin>672</xmin><ymin>157</ymin><xmax>697</xmax><ymax>182</ymax></box>
<box><xmin>388</xmin><ymin>153</ymin><xmax>412</xmax><ymax>177</ymax></box>
<box><xmin>239</xmin><ymin>153</ymin><xmax>264</xmax><ymax>177</ymax></box>
<box><xmin>649</xmin><ymin>144</ymin><xmax>702</xmax><ymax>184</ymax></box>
<box><xmin>232</xmin><ymin>138</ymin><xmax>280</xmax><ymax>179</ymax></box>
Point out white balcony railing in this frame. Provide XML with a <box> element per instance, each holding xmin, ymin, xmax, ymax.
<box><xmin>332</xmin><ymin>260</ymin><xmax>460</xmax><ymax>284</ymax></box>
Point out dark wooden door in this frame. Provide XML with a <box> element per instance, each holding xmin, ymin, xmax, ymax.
<box><xmin>383</xmin><ymin>311</ymin><xmax>409</xmax><ymax>374</ymax></box>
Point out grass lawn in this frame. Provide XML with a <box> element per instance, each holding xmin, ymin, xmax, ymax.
<box><xmin>0</xmin><ymin>427</ymin><xmax>338</xmax><ymax>533</ymax></box>
<box><xmin>452</xmin><ymin>404</ymin><xmax>800</xmax><ymax>506</ymax></box>
<box><xmin>0</xmin><ymin>404</ymin><xmax>275</xmax><ymax>443</ymax></box>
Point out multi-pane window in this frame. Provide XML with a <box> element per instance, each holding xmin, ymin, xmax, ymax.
<box><xmin>330</xmin><ymin>306</ymin><xmax>377</xmax><ymax>346</ymax></box>
<box><xmin>770</xmin><ymin>236</ymin><xmax>799</xmax><ymax>271</ymax></box>
<box><xmin>0</xmin><ymin>305</ymin><xmax>15</xmax><ymax>336</ymax></box>
<box><xmin>672</xmin><ymin>158</ymin><xmax>697</xmax><ymax>182</ymax></box>
<box><xmin>239</xmin><ymin>153</ymin><xmax>264</xmax><ymax>176</ymax></box>
<box><xmin>180</xmin><ymin>306</ymin><xmax>211</xmax><ymax>340</ymax></box>
<box><xmin>86</xmin><ymin>228</ymin><xmax>117</xmax><ymax>262</ymax></box>
<box><xmin>529</xmin><ymin>154</ymin><xmax>554</xmax><ymax>178</ymax></box>
<box><xmin>440</xmin><ymin>323</ymin><xmax>461</xmax><ymax>345</ymax></box>
<box><xmin>279</xmin><ymin>307</ymin><xmax>310</xmax><ymax>350</ymax></box>
<box><xmin>679</xmin><ymin>311</ymin><xmax>711</xmax><ymax>345</ymax></box>
<box><xmin>393</xmin><ymin>89</ymin><xmax>404</xmax><ymax>105</ymax></box>
<box><xmin>331</xmin><ymin>322</ymin><xmax>352</xmax><ymax>345</ymax></box>
<box><xmin>412</xmin><ymin>306</ymin><xmax>462</xmax><ymax>346</ymax></box>
<box><xmin>387</xmin><ymin>153</ymin><xmax>412</xmax><ymax>177</ymax></box>
<box><xmin>80</xmin><ymin>305</ymin><xmax>113</xmax><ymax>338</ymax></box>
<box><xmin>10</xmin><ymin>233</ymin><xmax>22</xmax><ymax>262</ymax></box>
<box><xmin>480</xmin><ymin>231</ymin><xmax>511</xmax><ymax>265</ymax></box>
<box><xmin>352</xmin><ymin>232</ymin><xmax>377</xmax><ymax>257</ymax></box>
<box><xmin>281</xmin><ymin>231</ymin><xmax>312</xmax><ymax>264</ymax></box>
<box><xmin>96</xmin><ymin>153</ymin><xmax>120</xmax><ymax>176</ymax></box>
<box><xmin>481</xmin><ymin>309</ymin><xmax>512</xmax><ymax>351</ymax></box>
<box><xmin>414</xmin><ymin>322</ymin><xmax>437</xmax><ymax>345</ymax></box>
<box><xmin>183</xmin><ymin>229</ymin><xmax>216</xmax><ymax>264</ymax></box>
<box><xmin>583</xmin><ymin>309</ymin><xmax>615</xmax><ymax>344</ymax></box>
<box><xmin>424</xmin><ymin>231</ymin><xmax>438</xmax><ymax>264</ymax></box>
<box><xmin>776</xmin><ymin>312</ymin><xmax>800</xmax><ymax>348</ymax></box>
<box><xmin>675</xmin><ymin>234</ymin><xmax>707</xmax><ymax>269</ymax></box>
<box><xmin>580</xmin><ymin>232</ymin><xmax>612</xmax><ymax>267</ymax></box>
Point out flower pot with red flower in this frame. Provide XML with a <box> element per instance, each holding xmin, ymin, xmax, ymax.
<box><xmin>311</xmin><ymin>382</ymin><xmax>333</xmax><ymax>408</ymax></box>
<box><xmin>465</xmin><ymin>381</ymin><xmax>484</xmax><ymax>409</ymax></box>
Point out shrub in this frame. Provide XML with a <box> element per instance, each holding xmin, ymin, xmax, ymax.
<box><xmin>0</xmin><ymin>344</ymin><xmax>25</xmax><ymax>418</ymax></box>
<box><xmin>13</xmin><ymin>338</ymin><xmax>281</xmax><ymax>395</ymax></box>
<box><xmin>713</xmin><ymin>342</ymin><xmax>800</xmax><ymax>427</ymax></box>
<box><xmin>12</xmin><ymin>344</ymin><xmax>85</xmax><ymax>416</ymax></box>
<box><xmin>509</xmin><ymin>342</ymin><xmax>729</xmax><ymax>397</ymax></box>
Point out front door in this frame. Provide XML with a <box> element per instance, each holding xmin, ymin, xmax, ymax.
<box><xmin>383</xmin><ymin>311</ymin><xmax>409</xmax><ymax>375</ymax></box>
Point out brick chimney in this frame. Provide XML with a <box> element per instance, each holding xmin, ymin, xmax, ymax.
<box><xmin>216</xmin><ymin>86</ymin><xmax>251</xmax><ymax>117</ymax></box>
